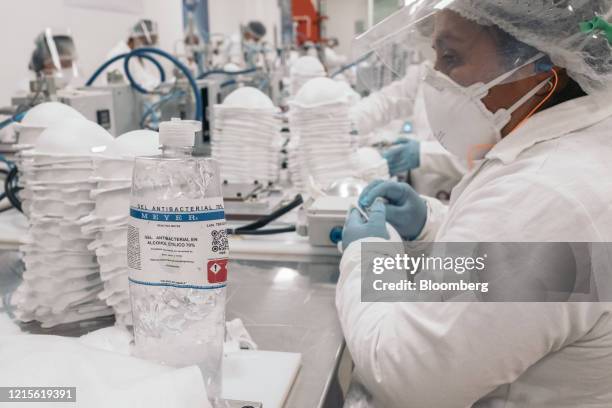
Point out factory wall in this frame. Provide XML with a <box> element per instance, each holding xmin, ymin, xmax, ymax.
<box><xmin>0</xmin><ymin>0</ymin><xmax>183</xmax><ymax>106</ymax></box>
<box><xmin>324</xmin><ymin>0</ymin><xmax>369</xmax><ymax>57</ymax></box>
<box><xmin>208</xmin><ymin>0</ymin><xmax>282</xmax><ymax>46</ymax></box>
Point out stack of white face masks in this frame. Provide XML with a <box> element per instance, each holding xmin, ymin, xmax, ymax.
<box><xmin>79</xmin><ymin>130</ymin><xmax>160</xmax><ymax>327</ymax></box>
<box><xmin>12</xmin><ymin>102</ymin><xmax>85</xmax><ymax>152</ymax></box>
<box><xmin>288</xmin><ymin>77</ymin><xmax>357</xmax><ymax>192</ymax></box>
<box><xmin>12</xmin><ymin>118</ymin><xmax>115</xmax><ymax>328</ymax></box>
<box><xmin>289</xmin><ymin>56</ymin><xmax>326</xmax><ymax>97</ymax></box>
<box><xmin>351</xmin><ymin>147</ymin><xmax>390</xmax><ymax>182</ymax></box>
<box><xmin>211</xmin><ymin>86</ymin><xmax>283</xmax><ymax>184</ymax></box>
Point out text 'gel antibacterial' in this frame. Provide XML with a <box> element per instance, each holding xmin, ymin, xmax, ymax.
<box><xmin>127</xmin><ymin>118</ymin><xmax>228</xmax><ymax>402</ymax></box>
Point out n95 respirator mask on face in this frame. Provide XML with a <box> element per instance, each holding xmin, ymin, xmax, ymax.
<box><xmin>422</xmin><ymin>53</ymin><xmax>549</xmax><ymax>163</ymax></box>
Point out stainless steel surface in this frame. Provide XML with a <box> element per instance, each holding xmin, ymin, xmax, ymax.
<box><xmin>0</xmin><ymin>251</ymin><xmax>345</xmax><ymax>408</ymax></box>
<box><xmin>226</xmin><ymin>259</ymin><xmax>343</xmax><ymax>408</ymax></box>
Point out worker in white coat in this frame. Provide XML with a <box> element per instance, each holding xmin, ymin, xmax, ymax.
<box><xmin>339</xmin><ymin>1</ymin><xmax>612</xmax><ymax>407</ymax></box>
<box><xmin>99</xmin><ymin>19</ymin><xmax>160</xmax><ymax>91</ymax></box>
<box><xmin>1</xmin><ymin>29</ymin><xmax>79</xmax><ymax>144</ymax></box>
<box><xmin>350</xmin><ymin>60</ymin><xmax>465</xmax><ymax>199</ymax></box>
<box><xmin>227</xmin><ymin>21</ymin><xmax>272</xmax><ymax>68</ymax></box>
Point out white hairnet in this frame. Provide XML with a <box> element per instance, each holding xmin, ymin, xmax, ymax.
<box><xmin>448</xmin><ymin>0</ymin><xmax>612</xmax><ymax>95</ymax></box>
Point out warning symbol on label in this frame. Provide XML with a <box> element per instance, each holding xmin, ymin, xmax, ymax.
<box><xmin>207</xmin><ymin>259</ymin><xmax>228</xmax><ymax>284</ymax></box>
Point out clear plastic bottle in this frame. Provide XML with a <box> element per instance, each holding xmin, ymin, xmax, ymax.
<box><xmin>127</xmin><ymin>118</ymin><xmax>228</xmax><ymax>402</ymax></box>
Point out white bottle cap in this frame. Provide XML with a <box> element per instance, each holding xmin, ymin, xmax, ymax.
<box><xmin>159</xmin><ymin>118</ymin><xmax>200</xmax><ymax>147</ymax></box>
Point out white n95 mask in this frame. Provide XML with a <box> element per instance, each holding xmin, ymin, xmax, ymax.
<box><xmin>422</xmin><ymin>53</ymin><xmax>549</xmax><ymax>164</ymax></box>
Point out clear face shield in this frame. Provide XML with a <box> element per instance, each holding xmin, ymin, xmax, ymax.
<box><xmin>352</xmin><ymin>1</ymin><xmax>548</xmax><ymax>92</ymax></box>
<box><xmin>352</xmin><ymin>0</ymin><xmax>609</xmax><ymax>164</ymax></box>
<box><xmin>32</xmin><ymin>28</ymin><xmax>79</xmax><ymax>88</ymax></box>
<box><xmin>353</xmin><ymin>0</ymin><xmax>612</xmax><ymax>166</ymax></box>
<box><xmin>130</xmin><ymin>19</ymin><xmax>159</xmax><ymax>48</ymax></box>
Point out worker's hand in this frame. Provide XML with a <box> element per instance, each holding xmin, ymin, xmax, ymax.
<box><xmin>383</xmin><ymin>139</ymin><xmax>421</xmax><ymax>176</ymax></box>
<box><xmin>359</xmin><ymin>180</ymin><xmax>427</xmax><ymax>241</ymax></box>
<box><xmin>342</xmin><ymin>199</ymin><xmax>390</xmax><ymax>251</ymax></box>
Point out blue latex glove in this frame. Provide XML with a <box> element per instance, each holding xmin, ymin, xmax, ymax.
<box><xmin>359</xmin><ymin>180</ymin><xmax>427</xmax><ymax>241</ymax></box>
<box><xmin>383</xmin><ymin>139</ymin><xmax>421</xmax><ymax>176</ymax></box>
<box><xmin>342</xmin><ymin>199</ymin><xmax>389</xmax><ymax>251</ymax></box>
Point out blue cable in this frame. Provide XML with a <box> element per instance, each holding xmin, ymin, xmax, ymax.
<box><xmin>0</xmin><ymin>111</ymin><xmax>26</xmax><ymax>130</ymax></box>
<box><xmin>0</xmin><ymin>155</ymin><xmax>13</xmax><ymax>166</ymax></box>
<box><xmin>220</xmin><ymin>79</ymin><xmax>236</xmax><ymax>88</ymax></box>
<box><xmin>123</xmin><ymin>47</ymin><xmax>202</xmax><ymax>121</ymax></box>
<box><xmin>197</xmin><ymin>67</ymin><xmax>257</xmax><ymax>80</ymax></box>
<box><xmin>330</xmin><ymin>51</ymin><xmax>374</xmax><ymax>78</ymax></box>
<box><xmin>85</xmin><ymin>52</ymin><xmax>166</xmax><ymax>86</ymax></box>
<box><xmin>140</xmin><ymin>89</ymin><xmax>186</xmax><ymax>128</ymax></box>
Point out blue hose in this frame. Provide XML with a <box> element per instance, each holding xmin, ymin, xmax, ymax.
<box><xmin>140</xmin><ymin>89</ymin><xmax>186</xmax><ymax>128</ymax></box>
<box><xmin>220</xmin><ymin>79</ymin><xmax>236</xmax><ymax>88</ymax></box>
<box><xmin>0</xmin><ymin>111</ymin><xmax>26</xmax><ymax>130</ymax></box>
<box><xmin>330</xmin><ymin>51</ymin><xmax>374</xmax><ymax>78</ymax></box>
<box><xmin>85</xmin><ymin>52</ymin><xmax>166</xmax><ymax>86</ymax></box>
<box><xmin>123</xmin><ymin>47</ymin><xmax>202</xmax><ymax>121</ymax></box>
<box><xmin>197</xmin><ymin>67</ymin><xmax>257</xmax><ymax>80</ymax></box>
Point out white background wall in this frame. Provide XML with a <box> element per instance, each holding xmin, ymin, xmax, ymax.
<box><xmin>208</xmin><ymin>0</ymin><xmax>281</xmax><ymax>46</ymax></box>
<box><xmin>324</xmin><ymin>0</ymin><xmax>369</xmax><ymax>57</ymax></box>
<box><xmin>0</xmin><ymin>0</ymin><xmax>183</xmax><ymax>105</ymax></box>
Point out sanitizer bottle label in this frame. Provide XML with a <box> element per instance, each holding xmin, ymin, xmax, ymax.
<box><xmin>127</xmin><ymin>197</ymin><xmax>229</xmax><ymax>289</ymax></box>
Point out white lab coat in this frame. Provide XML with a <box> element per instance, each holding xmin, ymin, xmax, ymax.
<box><xmin>338</xmin><ymin>94</ymin><xmax>612</xmax><ymax>407</ymax></box>
<box><xmin>350</xmin><ymin>64</ymin><xmax>465</xmax><ymax>198</ymax></box>
<box><xmin>98</xmin><ymin>40</ymin><xmax>160</xmax><ymax>91</ymax></box>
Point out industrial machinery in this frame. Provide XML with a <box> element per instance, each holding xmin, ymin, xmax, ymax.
<box><xmin>9</xmin><ymin>77</ymin><xmax>142</xmax><ymax>138</ymax></box>
<box><xmin>301</xmin><ymin>195</ymin><xmax>357</xmax><ymax>247</ymax></box>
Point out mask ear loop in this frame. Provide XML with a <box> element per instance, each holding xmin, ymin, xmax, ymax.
<box><xmin>512</xmin><ymin>68</ymin><xmax>559</xmax><ymax>131</ymax></box>
<box><xmin>465</xmin><ymin>68</ymin><xmax>559</xmax><ymax>170</ymax></box>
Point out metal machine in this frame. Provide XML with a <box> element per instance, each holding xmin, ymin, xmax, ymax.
<box><xmin>84</xmin><ymin>83</ymin><xmax>143</xmax><ymax>136</ymax></box>
<box><xmin>9</xmin><ymin>77</ymin><xmax>143</xmax><ymax>138</ymax></box>
<box><xmin>301</xmin><ymin>196</ymin><xmax>355</xmax><ymax>247</ymax></box>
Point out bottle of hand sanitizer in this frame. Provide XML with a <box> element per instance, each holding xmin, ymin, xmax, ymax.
<box><xmin>127</xmin><ymin>118</ymin><xmax>228</xmax><ymax>401</ymax></box>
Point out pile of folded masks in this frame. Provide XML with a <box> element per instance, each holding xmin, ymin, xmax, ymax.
<box><xmin>12</xmin><ymin>118</ymin><xmax>114</xmax><ymax>328</ymax></box>
<box><xmin>80</xmin><ymin>130</ymin><xmax>160</xmax><ymax>327</ymax></box>
<box><xmin>10</xmin><ymin>102</ymin><xmax>85</xmax><ymax>157</ymax></box>
<box><xmin>289</xmin><ymin>56</ymin><xmax>326</xmax><ymax>97</ymax></box>
<box><xmin>212</xmin><ymin>86</ymin><xmax>283</xmax><ymax>184</ymax></box>
<box><xmin>288</xmin><ymin>77</ymin><xmax>357</xmax><ymax>192</ymax></box>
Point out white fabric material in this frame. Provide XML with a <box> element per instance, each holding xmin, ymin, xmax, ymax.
<box><xmin>337</xmin><ymin>94</ymin><xmax>612</xmax><ymax>407</ymax></box>
<box><xmin>0</xmin><ymin>334</ymin><xmax>210</xmax><ymax>408</ymax></box>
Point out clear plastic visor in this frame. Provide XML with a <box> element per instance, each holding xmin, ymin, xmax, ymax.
<box><xmin>351</xmin><ymin>0</ymin><xmax>545</xmax><ymax>92</ymax></box>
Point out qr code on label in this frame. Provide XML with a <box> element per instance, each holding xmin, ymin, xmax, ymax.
<box><xmin>211</xmin><ymin>229</ymin><xmax>228</xmax><ymax>253</ymax></box>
